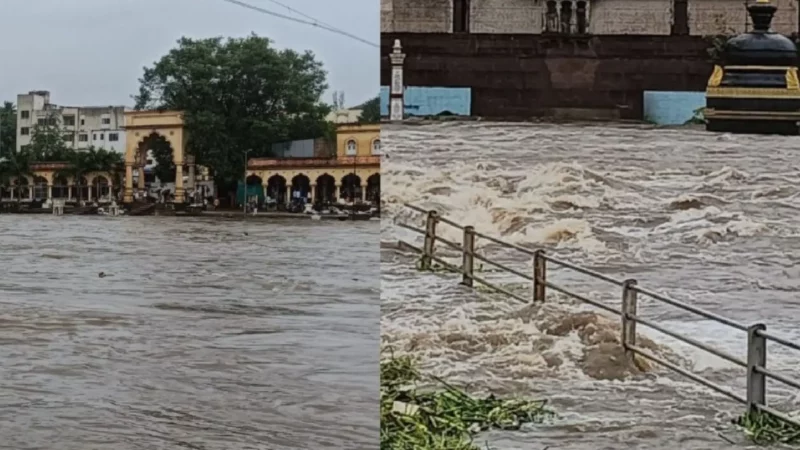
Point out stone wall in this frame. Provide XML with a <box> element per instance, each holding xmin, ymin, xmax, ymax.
<box><xmin>381</xmin><ymin>0</ymin><xmax>799</xmax><ymax>35</ymax></box>
<box><xmin>381</xmin><ymin>33</ymin><xmax>712</xmax><ymax>119</ymax></box>
<box><xmin>589</xmin><ymin>0</ymin><xmax>673</xmax><ymax>34</ymax></box>
<box><xmin>383</xmin><ymin>0</ymin><xmax>452</xmax><ymax>33</ymax></box>
<box><xmin>471</xmin><ymin>0</ymin><xmax>543</xmax><ymax>33</ymax></box>
<box><xmin>689</xmin><ymin>0</ymin><xmax>797</xmax><ymax>35</ymax></box>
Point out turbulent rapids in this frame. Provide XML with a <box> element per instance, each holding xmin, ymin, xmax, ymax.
<box><xmin>380</xmin><ymin>122</ymin><xmax>800</xmax><ymax>449</ymax></box>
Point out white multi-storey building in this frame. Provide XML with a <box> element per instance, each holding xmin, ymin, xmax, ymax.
<box><xmin>16</xmin><ymin>90</ymin><xmax>127</xmax><ymax>154</ymax></box>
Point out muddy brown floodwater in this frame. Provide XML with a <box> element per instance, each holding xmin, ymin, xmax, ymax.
<box><xmin>381</xmin><ymin>122</ymin><xmax>800</xmax><ymax>449</ymax></box>
<box><xmin>0</xmin><ymin>216</ymin><xmax>379</xmax><ymax>450</ymax></box>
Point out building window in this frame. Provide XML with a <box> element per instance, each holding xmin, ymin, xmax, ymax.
<box><xmin>63</xmin><ymin>115</ymin><xmax>75</xmax><ymax>126</ymax></box>
<box><xmin>453</xmin><ymin>0</ymin><xmax>470</xmax><ymax>33</ymax></box>
<box><xmin>37</xmin><ymin>118</ymin><xmax>46</xmax><ymax>126</ymax></box>
<box><xmin>345</xmin><ymin>139</ymin><xmax>357</xmax><ymax>156</ymax></box>
<box><xmin>93</xmin><ymin>134</ymin><xmax>96</xmax><ymax>140</ymax></box>
<box><xmin>560</xmin><ymin>1</ymin><xmax>573</xmax><ymax>33</ymax></box>
<box><xmin>78</xmin><ymin>134</ymin><xmax>88</xmax><ymax>142</ymax></box>
<box><xmin>109</xmin><ymin>132</ymin><xmax>119</xmax><ymax>142</ymax></box>
<box><xmin>101</xmin><ymin>117</ymin><xmax>111</xmax><ymax>125</ymax></box>
<box><xmin>371</xmin><ymin>139</ymin><xmax>381</xmax><ymax>155</ymax></box>
<box><xmin>545</xmin><ymin>1</ymin><xmax>559</xmax><ymax>32</ymax></box>
<box><xmin>99</xmin><ymin>133</ymin><xmax>105</xmax><ymax>140</ymax></box>
<box><xmin>672</xmin><ymin>0</ymin><xmax>689</xmax><ymax>35</ymax></box>
<box><xmin>80</xmin><ymin>118</ymin><xmax>85</xmax><ymax>126</ymax></box>
<box><xmin>20</xmin><ymin>127</ymin><xmax>29</xmax><ymax>136</ymax></box>
<box><xmin>63</xmin><ymin>133</ymin><xmax>73</xmax><ymax>142</ymax></box>
<box><xmin>576</xmin><ymin>1</ymin><xmax>587</xmax><ymax>33</ymax></box>
<box><xmin>20</xmin><ymin>111</ymin><xmax>29</xmax><ymax>119</ymax></box>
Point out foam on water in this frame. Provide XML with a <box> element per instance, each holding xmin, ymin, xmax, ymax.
<box><xmin>381</xmin><ymin>122</ymin><xmax>800</xmax><ymax>449</ymax></box>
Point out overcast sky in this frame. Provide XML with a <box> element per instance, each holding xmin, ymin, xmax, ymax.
<box><xmin>0</xmin><ymin>0</ymin><xmax>378</xmax><ymax>108</ymax></box>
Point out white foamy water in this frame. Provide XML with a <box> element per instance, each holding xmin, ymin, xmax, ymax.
<box><xmin>380</xmin><ymin>122</ymin><xmax>800</xmax><ymax>449</ymax></box>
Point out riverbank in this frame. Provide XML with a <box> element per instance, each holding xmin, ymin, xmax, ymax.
<box><xmin>380</xmin><ymin>355</ymin><xmax>554</xmax><ymax>449</ymax></box>
<box><xmin>0</xmin><ymin>207</ymin><xmax>378</xmax><ymax>221</ymax></box>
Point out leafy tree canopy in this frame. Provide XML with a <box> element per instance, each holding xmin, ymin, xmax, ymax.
<box><xmin>0</xmin><ymin>102</ymin><xmax>16</xmax><ymax>157</ymax></box>
<box><xmin>357</xmin><ymin>96</ymin><xmax>380</xmax><ymax>124</ymax></box>
<box><xmin>133</xmin><ymin>34</ymin><xmax>333</xmax><ymax>188</ymax></box>
<box><xmin>26</xmin><ymin>111</ymin><xmax>73</xmax><ymax>161</ymax></box>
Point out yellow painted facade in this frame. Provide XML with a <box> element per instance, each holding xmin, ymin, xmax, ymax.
<box><xmin>123</xmin><ymin>110</ymin><xmax>188</xmax><ymax>203</ymax></box>
<box><xmin>247</xmin><ymin>123</ymin><xmax>381</xmax><ymax>204</ymax></box>
<box><xmin>2</xmin><ymin>162</ymin><xmax>114</xmax><ymax>202</ymax></box>
<box><xmin>336</xmin><ymin>123</ymin><xmax>381</xmax><ymax>158</ymax></box>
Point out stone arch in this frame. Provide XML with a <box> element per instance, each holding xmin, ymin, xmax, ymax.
<box><xmin>367</xmin><ymin>173</ymin><xmax>380</xmax><ymax>203</ymax></box>
<box><xmin>291</xmin><ymin>173</ymin><xmax>311</xmax><ymax>200</ymax></box>
<box><xmin>340</xmin><ymin>173</ymin><xmax>362</xmax><ymax>202</ymax></box>
<box><xmin>32</xmin><ymin>176</ymin><xmax>48</xmax><ymax>200</ymax></box>
<box><xmin>315</xmin><ymin>173</ymin><xmax>336</xmax><ymax>205</ymax></box>
<box><xmin>52</xmin><ymin>175</ymin><xmax>69</xmax><ymax>199</ymax></box>
<box><xmin>94</xmin><ymin>175</ymin><xmax>111</xmax><ymax>201</ymax></box>
<box><xmin>74</xmin><ymin>176</ymin><xmax>89</xmax><ymax>201</ymax></box>
<box><xmin>267</xmin><ymin>174</ymin><xmax>287</xmax><ymax>205</ymax></box>
<box><xmin>246</xmin><ymin>174</ymin><xmax>263</xmax><ymax>186</ymax></box>
<box><xmin>123</xmin><ymin>110</ymin><xmax>186</xmax><ymax>203</ymax></box>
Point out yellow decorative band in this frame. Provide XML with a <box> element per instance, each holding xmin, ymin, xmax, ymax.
<box><xmin>706</xmin><ymin>87</ymin><xmax>800</xmax><ymax>98</ymax></box>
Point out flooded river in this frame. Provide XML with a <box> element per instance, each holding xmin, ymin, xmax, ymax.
<box><xmin>381</xmin><ymin>122</ymin><xmax>800</xmax><ymax>449</ymax></box>
<box><xmin>0</xmin><ymin>216</ymin><xmax>379</xmax><ymax>450</ymax></box>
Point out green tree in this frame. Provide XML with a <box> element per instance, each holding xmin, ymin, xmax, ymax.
<box><xmin>357</xmin><ymin>96</ymin><xmax>380</xmax><ymax>124</ymax></box>
<box><xmin>133</xmin><ymin>34</ymin><xmax>332</xmax><ymax>193</ymax></box>
<box><xmin>0</xmin><ymin>102</ymin><xmax>16</xmax><ymax>157</ymax></box>
<box><xmin>0</xmin><ymin>148</ymin><xmax>33</xmax><ymax>204</ymax></box>
<box><xmin>51</xmin><ymin>147</ymin><xmax>121</xmax><ymax>200</ymax></box>
<box><xmin>27</xmin><ymin>111</ymin><xmax>71</xmax><ymax>161</ymax></box>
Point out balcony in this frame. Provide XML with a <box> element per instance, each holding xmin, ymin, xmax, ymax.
<box><xmin>248</xmin><ymin>155</ymin><xmax>381</xmax><ymax>169</ymax></box>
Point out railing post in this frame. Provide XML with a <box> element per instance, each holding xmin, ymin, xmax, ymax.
<box><xmin>621</xmin><ymin>279</ymin><xmax>638</xmax><ymax>365</ymax></box>
<box><xmin>533</xmin><ymin>250</ymin><xmax>546</xmax><ymax>303</ymax></box>
<box><xmin>420</xmin><ymin>210</ymin><xmax>438</xmax><ymax>270</ymax></box>
<box><xmin>461</xmin><ymin>226</ymin><xmax>475</xmax><ymax>286</ymax></box>
<box><xmin>746</xmin><ymin>323</ymin><xmax>767</xmax><ymax>412</ymax></box>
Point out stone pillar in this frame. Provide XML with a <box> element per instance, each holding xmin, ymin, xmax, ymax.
<box><xmin>68</xmin><ymin>186</ymin><xmax>73</xmax><ymax>200</ymax></box>
<box><xmin>335</xmin><ymin>183</ymin><xmax>341</xmax><ymax>201</ymax></box>
<box><xmin>262</xmin><ymin>184</ymin><xmax>268</xmax><ymax>200</ymax></box>
<box><xmin>124</xmin><ymin>164</ymin><xmax>134</xmax><ymax>203</ymax></box>
<box><xmin>138</xmin><ymin>167</ymin><xmax>145</xmax><ymax>190</ymax></box>
<box><xmin>174</xmin><ymin>165</ymin><xmax>184</xmax><ymax>203</ymax></box>
<box><xmin>389</xmin><ymin>39</ymin><xmax>407</xmax><ymax>122</ymax></box>
<box><xmin>88</xmin><ymin>186</ymin><xmax>93</xmax><ymax>201</ymax></box>
<box><xmin>309</xmin><ymin>184</ymin><xmax>316</xmax><ymax>202</ymax></box>
<box><xmin>361</xmin><ymin>183</ymin><xmax>367</xmax><ymax>202</ymax></box>
<box><xmin>47</xmin><ymin>185</ymin><xmax>52</xmax><ymax>200</ymax></box>
<box><xmin>285</xmin><ymin>185</ymin><xmax>292</xmax><ymax>204</ymax></box>
<box><xmin>187</xmin><ymin>164</ymin><xmax>196</xmax><ymax>190</ymax></box>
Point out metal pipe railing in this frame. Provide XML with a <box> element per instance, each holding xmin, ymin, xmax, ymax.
<box><xmin>396</xmin><ymin>204</ymin><xmax>800</xmax><ymax>431</ymax></box>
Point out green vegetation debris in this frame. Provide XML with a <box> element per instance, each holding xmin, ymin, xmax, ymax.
<box><xmin>735</xmin><ymin>410</ymin><xmax>800</xmax><ymax>445</ymax></box>
<box><xmin>381</xmin><ymin>354</ymin><xmax>555</xmax><ymax>450</ymax></box>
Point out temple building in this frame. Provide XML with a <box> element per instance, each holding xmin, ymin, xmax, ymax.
<box><xmin>705</xmin><ymin>0</ymin><xmax>800</xmax><ymax>134</ymax></box>
<box><xmin>380</xmin><ymin>0</ymin><xmax>800</xmax><ymax>120</ymax></box>
<box><xmin>246</xmin><ymin>123</ymin><xmax>381</xmax><ymax>206</ymax></box>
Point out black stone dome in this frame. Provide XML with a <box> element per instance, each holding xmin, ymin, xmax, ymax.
<box><xmin>723</xmin><ymin>0</ymin><xmax>798</xmax><ymax>66</ymax></box>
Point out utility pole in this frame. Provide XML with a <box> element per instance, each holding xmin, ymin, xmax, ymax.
<box><xmin>243</xmin><ymin>149</ymin><xmax>250</xmax><ymax>218</ymax></box>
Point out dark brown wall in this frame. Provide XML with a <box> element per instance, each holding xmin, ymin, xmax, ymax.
<box><xmin>380</xmin><ymin>33</ymin><xmax>713</xmax><ymax>120</ymax></box>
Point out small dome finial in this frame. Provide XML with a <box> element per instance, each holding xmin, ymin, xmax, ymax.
<box><xmin>748</xmin><ymin>0</ymin><xmax>777</xmax><ymax>32</ymax></box>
